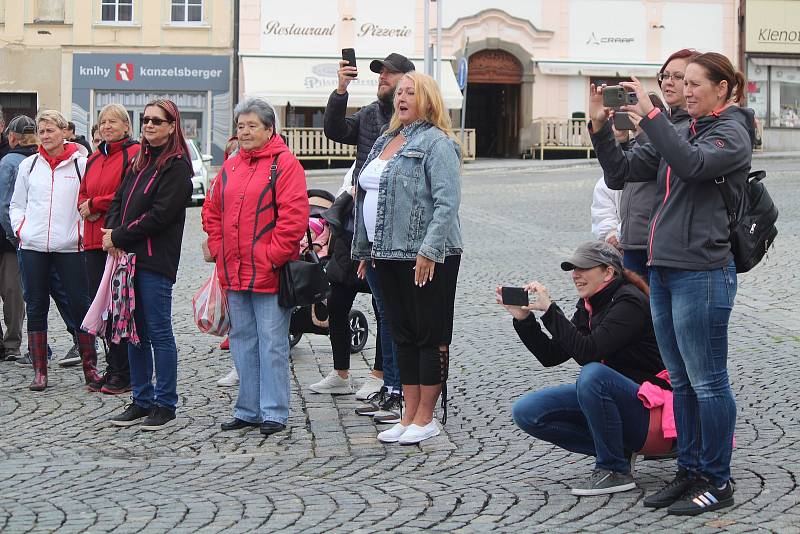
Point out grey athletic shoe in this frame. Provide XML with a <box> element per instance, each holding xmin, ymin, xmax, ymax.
<box><xmin>571</xmin><ymin>468</ymin><xmax>636</xmax><ymax>496</ymax></box>
<box><xmin>57</xmin><ymin>344</ymin><xmax>81</xmax><ymax>367</ymax></box>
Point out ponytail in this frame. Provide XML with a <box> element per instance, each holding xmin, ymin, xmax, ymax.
<box><xmin>621</xmin><ymin>268</ymin><xmax>649</xmax><ymax>297</ymax></box>
<box><xmin>732</xmin><ymin>71</ymin><xmax>746</xmax><ymax>105</ymax></box>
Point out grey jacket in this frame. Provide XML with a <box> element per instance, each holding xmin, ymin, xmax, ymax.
<box><xmin>323</xmin><ymin>90</ymin><xmax>394</xmax><ymax>181</ymax></box>
<box><xmin>592</xmin><ymin>105</ymin><xmax>755</xmax><ymax>271</ymax></box>
<box><xmin>352</xmin><ymin>121</ymin><xmax>463</xmax><ymax>263</ymax></box>
<box><xmin>608</xmin><ymin>108</ymin><xmax>691</xmax><ymax>250</ymax></box>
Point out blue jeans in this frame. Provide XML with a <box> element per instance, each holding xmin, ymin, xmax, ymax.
<box><xmin>649</xmin><ymin>262</ymin><xmax>737</xmax><ymax>487</ymax></box>
<box><xmin>18</xmin><ymin>250</ymin><xmax>88</xmax><ymax>334</ymax></box>
<box><xmin>129</xmin><ymin>270</ymin><xmax>178</xmax><ymax>411</ymax></box>
<box><xmin>622</xmin><ymin>248</ymin><xmax>649</xmax><ymax>279</ymax></box>
<box><xmin>364</xmin><ymin>263</ymin><xmax>400</xmax><ymax>390</ymax></box>
<box><xmin>228</xmin><ymin>291</ymin><xmax>291</xmax><ymax>424</ymax></box>
<box><xmin>17</xmin><ymin>251</ymin><xmax>78</xmax><ymax>342</ymax></box>
<box><xmin>512</xmin><ymin>363</ymin><xmax>649</xmax><ymax>473</ymax></box>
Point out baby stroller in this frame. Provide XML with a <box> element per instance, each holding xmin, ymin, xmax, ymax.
<box><xmin>288</xmin><ymin>189</ymin><xmax>369</xmax><ymax>353</ymax></box>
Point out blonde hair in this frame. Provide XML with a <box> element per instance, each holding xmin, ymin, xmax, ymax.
<box><xmin>98</xmin><ymin>103</ymin><xmax>131</xmax><ymax>136</ymax></box>
<box><xmin>388</xmin><ymin>72</ymin><xmax>461</xmax><ymax>151</ymax></box>
<box><xmin>35</xmin><ymin>109</ymin><xmax>68</xmax><ymax>130</ymax></box>
<box><xmin>16</xmin><ymin>133</ymin><xmax>39</xmax><ymax>146</ymax></box>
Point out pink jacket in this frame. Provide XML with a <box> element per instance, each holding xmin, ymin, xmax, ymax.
<box><xmin>637</xmin><ymin>370</ymin><xmax>676</xmax><ymax>439</ymax></box>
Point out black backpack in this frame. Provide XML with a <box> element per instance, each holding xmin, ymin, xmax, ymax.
<box><xmin>715</xmin><ymin>170</ymin><xmax>778</xmax><ymax>273</ymax></box>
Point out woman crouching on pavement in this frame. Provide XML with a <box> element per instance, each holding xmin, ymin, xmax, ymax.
<box><xmin>104</xmin><ymin>99</ymin><xmax>193</xmax><ymax>431</ymax></box>
<box><xmin>204</xmin><ymin>98</ymin><xmax>309</xmax><ymax>437</ymax></box>
<box><xmin>353</xmin><ymin>71</ymin><xmax>463</xmax><ymax>445</ymax></box>
<box><xmin>501</xmin><ymin>241</ymin><xmax>673</xmax><ymax>496</ymax></box>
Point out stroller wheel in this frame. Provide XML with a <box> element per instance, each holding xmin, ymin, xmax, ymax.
<box><xmin>348</xmin><ymin>309</ymin><xmax>369</xmax><ymax>354</ymax></box>
<box><xmin>289</xmin><ymin>332</ymin><xmax>302</xmax><ymax>348</ymax></box>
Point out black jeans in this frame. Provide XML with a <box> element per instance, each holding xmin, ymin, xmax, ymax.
<box><xmin>327</xmin><ymin>280</ymin><xmax>382</xmax><ymax>372</ymax></box>
<box><xmin>18</xmin><ymin>250</ymin><xmax>90</xmax><ymax>333</ymax></box>
<box><xmin>85</xmin><ymin>249</ymin><xmax>130</xmax><ymax>380</ymax></box>
<box><xmin>375</xmin><ymin>255</ymin><xmax>460</xmax><ymax>385</ymax></box>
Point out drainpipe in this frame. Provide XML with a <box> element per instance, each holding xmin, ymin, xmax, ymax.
<box><xmin>232</xmin><ymin>0</ymin><xmax>240</xmax><ymax>113</ymax></box>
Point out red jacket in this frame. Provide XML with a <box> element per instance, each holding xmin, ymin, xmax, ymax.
<box><xmin>78</xmin><ymin>137</ymin><xmax>140</xmax><ymax>250</ymax></box>
<box><xmin>203</xmin><ymin>134</ymin><xmax>309</xmax><ymax>293</ymax></box>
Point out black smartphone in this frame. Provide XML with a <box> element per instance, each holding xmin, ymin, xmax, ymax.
<box><xmin>603</xmin><ymin>85</ymin><xmax>638</xmax><ymax>107</ymax></box>
<box><xmin>613</xmin><ymin>111</ymin><xmax>636</xmax><ymax>130</ymax></box>
<box><xmin>501</xmin><ymin>287</ymin><xmax>529</xmax><ymax>307</ymax></box>
<box><xmin>341</xmin><ymin>48</ymin><xmax>357</xmax><ymax>76</ymax></box>
<box><xmin>648</xmin><ymin>92</ymin><xmax>666</xmax><ymax>112</ymax></box>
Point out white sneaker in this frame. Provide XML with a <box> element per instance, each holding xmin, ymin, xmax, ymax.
<box><xmin>398</xmin><ymin>420</ymin><xmax>440</xmax><ymax>445</ymax></box>
<box><xmin>377</xmin><ymin>423</ymin><xmax>408</xmax><ymax>443</ymax></box>
<box><xmin>355</xmin><ymin>374</ymin><xmax>384</xmax><ymax>400</ymax></box>
<box><xmin>216</xmin><ymin>367</ymin><xmax>239</xmax><ymax>387</ymax></box>
<box><xmin>309</xmin><ymin>370</ymin><xmax>353</xmax><ymax>394</ymax></box>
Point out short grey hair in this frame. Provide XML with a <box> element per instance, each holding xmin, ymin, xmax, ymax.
<box><xmin>233</xmin><ymin>97</ymin><xmax>279</xmax><ymax>131</ymax></box>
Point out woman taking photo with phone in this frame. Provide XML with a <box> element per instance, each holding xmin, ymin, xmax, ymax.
<box><xmin>79</xmin><ymin>103</ymin><xmax>140</xmax><ymax>394</ymax></box>
<box><xmin>589</xmin><ymin>52</ymin><xmax>755</xmax><ymax>515</ymax></box>
<box><xmin>353</xmin><ymin>71</ymin><xmax>462</xmax><ymax>445</ymax></box>
<box><xmin>103</xmin><ymin>99</ymin><xmax>193</xmax><ymax>431</ymax></box>
<box><xmin>501</xmin><ymin>241</ymin><xmax>670</xmax><ymax>497</ymax></box>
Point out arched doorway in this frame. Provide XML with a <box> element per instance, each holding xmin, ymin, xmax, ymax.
<box><xmin>465</xmin><ymin>49</ymin><xmax>522</xmax><ymax>157</ymax></box>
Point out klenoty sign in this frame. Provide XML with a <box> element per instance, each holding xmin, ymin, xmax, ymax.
<box><xmin>746</xmin><ymin>0</ymin><xmax>800</xmax><ymax>53</ymax></box>
<box><xmin>72</xmin><ymin>54</ymin><xmax>229</xmax><ymax>91</ymax></box>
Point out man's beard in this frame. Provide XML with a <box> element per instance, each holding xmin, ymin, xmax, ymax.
<box><xmin>377</xmin><ymin>84</ymin><xmax>394</xmax><ymax>103</ymax></box>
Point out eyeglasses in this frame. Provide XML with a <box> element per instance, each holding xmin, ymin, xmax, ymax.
<box><xmin>657</xmin><ymin>72</ymin><xmax>685</xmax><ymax>83</ymax></box>
<box><xmin>141</xmin><ymin>116</ymin><xmax>172</xmax><ymax>126</ymax></box>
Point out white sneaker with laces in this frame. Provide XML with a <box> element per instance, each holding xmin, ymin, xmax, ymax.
<box><xmin>309</xmin><ymin>370</ymin><xmax>353</xmax><ymax>394</ymax></box>
<box><xmin>216</xmin><ymin>367</ymin><xmax>239</xmax><ymax>387</ymax></box>
<box><xmin>377</xmin><ymin>423</ymin><xmax>408</xmax><ymax>443</ymax></box>
<box><xmin>355</xmin><ymin>374</ymin><xmax>384</xmax><ymax>400</ymax></box>
<box><xmin>398</xmin><ymin>420</ymin><xmax>440</xmax><ymax>445</ymax></box>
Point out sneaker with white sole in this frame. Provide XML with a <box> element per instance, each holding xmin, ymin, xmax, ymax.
<box><xmin>57</xmin><ymin>344</ymin><xmax>81</xmax><ymax>367</ymax></box>
<box><xmin>398</xmin><ymin>420</ymin><xmax>440</xmax><ymax>445</ymax></box>
<box><xmin>140</xmin><ymin>406</ymin><xmax>177</xmax><ymax>431</ymax></box>
<box><xmin>355</xmin><ymin>387</ymin><xmax>387</xmax><ymax>416</ymax></box>
<box><xmin>373</xmin><ymin>393</ymin><xmax>403</xmax><ymax>424</ymax></box>
<box><xmin>355</xmin><ymin>374</ymin><xmax>384</xmax><ymax>400</ymax></box>
<box><xmin>377</xmin><ymin>423</ymin><xmax>408</xmax><ymax>443</ymax></box>
<box><xmin>571</xmin><ymin>468</ymin><xmax>636</xmax><ymax>496</ymax></box>
<box><xmin>216</xmin><ymin>367</ymin><xmax>239</xmax><ymax>387</ymax></box>
<box><xmin>309</xmin><ymin>370</ymin><xmax>353</xmax><ymax>395</ymax></box>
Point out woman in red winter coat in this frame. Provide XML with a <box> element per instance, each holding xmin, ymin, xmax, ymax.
<box><xmin>203</xmin><ymin>97</ymin><xmax>309</xmax><ymax>437</ymax></box>
<box><xmin>78</xmin><ymin>103</ymin><xmax>140</xmax><ymax>394</ymax></box>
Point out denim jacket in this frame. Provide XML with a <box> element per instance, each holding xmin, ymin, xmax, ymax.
<box><xmin>352</xmin><ymin>121</ymin><xmax>462</xmax><ymax>262</ymax></box>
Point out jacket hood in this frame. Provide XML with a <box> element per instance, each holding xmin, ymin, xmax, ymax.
<box><xmin>9</xmin><ymin>144</ymin><xmax>37</xmax><ymax>157</ymax></box>
<box><xmin>38</xmin><ymin>142</ymin><xmax>81</xmax><ymax>169</ymax></box>
<box><xmin>99</xmin><ymin>136</ymin><xmax>139</xmax><ymax>156</ymax></box>
<box><xmin>692</xmin><ymin>105</ymin><xmax>756</xmax><ymax>147</ymax></box>
<box><xmin>237</xmin><ymin>133</ymin><xmax>291</xmax><ymax>164</ymax></box>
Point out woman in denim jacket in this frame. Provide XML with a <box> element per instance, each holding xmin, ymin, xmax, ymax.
<box><xmin>353</xmin><ymin>71</ymin><xmax>462</xmax><ymax>445</ymax></box>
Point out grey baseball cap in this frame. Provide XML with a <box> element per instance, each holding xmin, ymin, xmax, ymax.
<box><xmin>6</xmin><ymin>115</ymin><xmax>36</xmax><ymax>135</ymax></box>
<box><xmin>370</xmin><ymin>53</ymin><xmax>415</xmax><ymax>74</ymax></box>
<box><xmin>560</xmin><ymin>241</ymin><xmax>624</xmax><ymax>273</ymax></box>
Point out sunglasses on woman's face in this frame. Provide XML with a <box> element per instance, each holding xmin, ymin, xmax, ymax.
<box><xmin>141</xmin><ymin>116</ymin><xmax>171</xmax><ymax>126</ymax></box>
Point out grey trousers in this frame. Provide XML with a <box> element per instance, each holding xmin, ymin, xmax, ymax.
<box><xmin>0</xmin><ymin>250</ymin><xmax>25</xmax><ymax>355</ymax></box>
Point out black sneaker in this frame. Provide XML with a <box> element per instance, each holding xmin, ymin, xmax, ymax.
<box><xmin>373</xmin><ymin>393</ymin><xmax>403</xmax><ymax>424</ymax></box>
<box><xmin>141</xmin><ymin>406</ymin><xmax>177</xmax><ymax>431</ymax></box>
<box><xmin>643</xmin><ymin>468</ymin><xmax>696</xmax><ymax>508</ymax></box>
<box><xmin>58</xmin><ymin>344</ymin><xmax>81</xmax><ymax>367</ymax></box>
<box><xmin>355</xmin><ymin>388</ymin><xmax>387</xmax><ymax>416</ymax></box>
<box><xmin>86</xmin><ymin>373</ymin><xmax>107</xmax><ymax>393</ymax></box>
<box><xmin>571</xmin><ymin>468</ymin><xmax>636</xmax><ymax>496</ymax></box>
<box><xmin>667</xmin><ymin>479</ymin><xmax>734</xmax><ymax>516</ymax></box>
<box><xmin>109</xmin><ymin>403</ymin><xmax>150</xmax><ymax>427</ymax></box>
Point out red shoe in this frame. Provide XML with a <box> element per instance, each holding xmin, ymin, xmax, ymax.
<box><xmin>220</xmin><ymin>337</ymin><xmax>230</xmax><ymax>350</ymax></box>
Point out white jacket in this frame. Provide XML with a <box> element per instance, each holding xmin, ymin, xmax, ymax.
<box><xmin>10</xmin><ymin>145</ymin><xmax>88</xmax><ymax>252</ymax></box>
<box><xmin>591</xmin><ymin>175</ymin><xmax>621</xmax><ymax>242</ymax></box>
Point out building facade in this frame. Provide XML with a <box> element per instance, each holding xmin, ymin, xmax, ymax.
<box><xmin>242</xmin><ymin>0</ymin><xmax>738</xmax><ymax>157</ymax></box>
<box><xmin>0</xmin><ymin>0</ymin><xmax>233</xmax><ymax>163</ymax></box>
<box><xmin>744</xmin><ymin>0</ymin><xmax>800</xmax><ymax>150</ymax></box>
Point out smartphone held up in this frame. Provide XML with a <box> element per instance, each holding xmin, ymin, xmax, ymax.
<box><xmin>341</xmin><ymin>48</ymin><xmax>357</xmax><ymax>76</ymax></box>
<box><xmin>602</xmin><ymin>85</ymin><xmax>638</xmax><ymax>108</ymax></box>
<box><xmin>501</xmin><ymin>287</ymin><xmax>529</xmax><ymax>307</ymax></box>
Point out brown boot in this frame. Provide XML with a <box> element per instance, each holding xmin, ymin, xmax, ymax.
<box><xmin>28</xmin><ymin>331</ymin><xmax>49</xmax><ymax>391</ymax></box>
<box><xmin>77</xmin><ymin>332</ymin><xmax>102</xmax><ymax>385</ymax></box>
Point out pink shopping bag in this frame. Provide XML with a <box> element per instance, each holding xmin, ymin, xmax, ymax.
<box><xmin>192</xmin><ymin>266</ymin><xmax>230</xmax><ymax>336</ymax></box>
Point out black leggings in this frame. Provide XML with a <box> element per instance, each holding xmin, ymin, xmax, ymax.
<box><xmin>327</xmin><ymin>281</ymin><xmax>382</xmax><ymax>372</ymax></box>
<box><xmin>375</xmin><ymin>255</ymin><xmax>460</xmax><ymax>385</ymax></box>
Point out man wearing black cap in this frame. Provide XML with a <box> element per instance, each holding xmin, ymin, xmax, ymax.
<box><xmin>0</xmin><ymin>115</ymin><xmax>37</xmax><ymax>361</ymax></box>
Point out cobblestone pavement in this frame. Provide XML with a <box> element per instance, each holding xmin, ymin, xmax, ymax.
<box><xmin>1</xmin><ymin>159</ymin><xmax>798</xmax><ymax>533</ymax></box>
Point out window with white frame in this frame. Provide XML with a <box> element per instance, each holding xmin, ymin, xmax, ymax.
<box><xmin>171</xmin><ymin>0</ymin><xmax>202</xmax><ymax>23</ymax></box>
<box><xmin>101</xmin><ymin>0</ymin><xmax>133</xmax><ymax>22</ymax></box>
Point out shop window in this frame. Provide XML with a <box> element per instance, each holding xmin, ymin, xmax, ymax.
<box><xmin>35</xmin><ymin>0</ymin><xmax>64</xmax><ymax>22</ymax></box>
<box><xmin>171</xmin><ymin>0</ymin><xmax>202</xmax><ymax>23</ymax></box>
<box><xmin>101</xmin><ymin>0</ymin><xmax>133</xmax><ymax>22</ymax></box>
<box><xmin>747</xmin><ymin>59</ymin><xmax>800</xmax><ymax>129</ymax></box>
<box><xmin>286</xmin><ymin>106</ymin><xmax>324</xmax><ymax>128</ymax></box>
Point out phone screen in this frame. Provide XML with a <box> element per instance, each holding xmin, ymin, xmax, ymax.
<box><xmin>613</xmin><ymin>112</ymin><xmax>636</xmax><ymax>131</ymax></box>
<box><xmin>501</xmin><ymin>287</ymin><xmax>529</xmax><ymax>307</ymax></box>
<box><xmin>341</xmin><ymin>48</ymin><xmax>357</xmax><ymax>74</ymax></box>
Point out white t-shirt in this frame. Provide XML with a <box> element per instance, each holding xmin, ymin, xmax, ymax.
<box><xmin>358</xmin><ymin>157</ymin><xmax>388</xmax><ymax>242</ymax></box>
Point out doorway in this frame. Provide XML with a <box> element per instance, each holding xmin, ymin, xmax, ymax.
<box><xmin>464</xmin><ymin>49</ymin><xmax>522</xmax><ymax>157</ymax></box>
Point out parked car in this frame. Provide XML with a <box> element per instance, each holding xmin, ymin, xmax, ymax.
<box><xmin>187</xmin><ymin>139</ymin><xmax>213</xmax><ymax>205</ymax></box>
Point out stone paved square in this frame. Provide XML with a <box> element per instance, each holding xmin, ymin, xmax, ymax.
<box><xmin>1</xmin><ymin>157</ymin><xmax>798</xmax><ymax>533</ymax></box>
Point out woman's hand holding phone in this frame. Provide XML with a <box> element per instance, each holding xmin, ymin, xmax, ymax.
<box><xmin>524</xmin><ymin>282</ymin><xmax>552</xmax><ymax>312</ymax></box>
<box><xmin>495</xmin><ymin>285</ymin><xmax>531</xmax><ymax>320</ymax></box>
<box><xmin>589</xmin><ymin>84</ymin><xmax>612</xmax><ymax>131</ymax></box>
<box><xmin>619</xmin><ymin>76</ymin><xmax>655</xmax><ymax>119</ymax></box>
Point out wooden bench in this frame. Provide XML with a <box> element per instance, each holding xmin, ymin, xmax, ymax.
<box><xmin>531</xmin><ymin>118</ymin><xmax>594</xmax><ymax>160</ymax></box>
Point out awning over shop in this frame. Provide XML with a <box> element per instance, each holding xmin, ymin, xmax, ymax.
<box><xmin>536</xmin><ymin>59</ymin><xmax>662</xmax><ymax>78</ymax></box>
<box><xmin>242</xmin><ymin>56</ymin><xmax>463</xmax><ymax>109</ymax></box>
<box><xmin>749</xmin><ymin>57</ymin><xmax>800</xmax><ymax>67</ymax></box>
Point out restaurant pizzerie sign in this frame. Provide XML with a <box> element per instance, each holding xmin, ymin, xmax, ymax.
<box><xmin>262</xmin><ymin>20</ymin><xmax>411</xmax><ymax>39</ymax></box>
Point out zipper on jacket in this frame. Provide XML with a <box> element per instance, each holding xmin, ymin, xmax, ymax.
<box><xmin>46</xmin><ymin>169</ymin><xmax>55</xmax><ymax>252</ymax></box>
<box><xmin>143</xmin><ymin>175</ymin><xmax>156</xmax><ymax>195</ymax></box>
<box><xmin>147</xmin><ymin>237</ymin><xmax>153</xmax><ymax>256</ymax></box>
<box><xmin>647</xmin><ymin>166</ymin><xmax>672</xmax><ymax>265</ymax></box>
<box><xmin>121</xmin><ymin>154</ymin><xmax>152</xmax><ymax>223</ymax></box>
